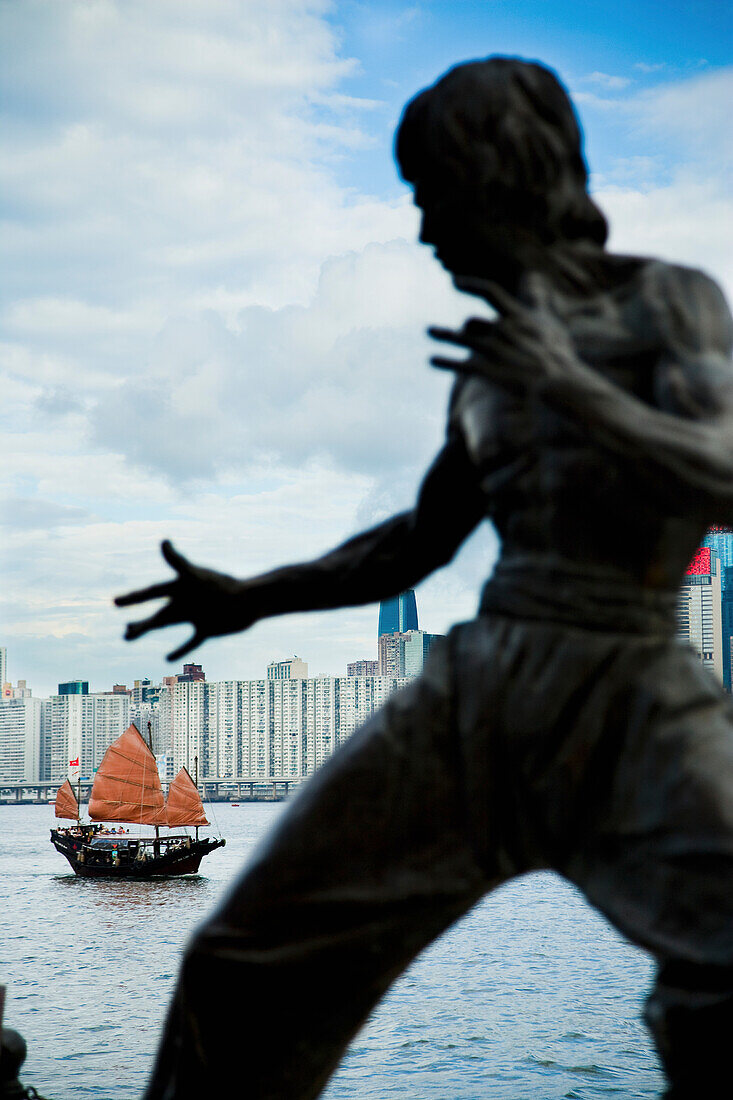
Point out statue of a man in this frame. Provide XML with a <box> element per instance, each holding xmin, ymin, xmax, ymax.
<box><xmin>117</xmin><ymin>58</ymin><xmax>733</xmax><ymax>1099</ymax></box>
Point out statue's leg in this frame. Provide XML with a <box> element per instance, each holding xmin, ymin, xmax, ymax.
<box><xmin>144</xmin><ymin>637</ymin><xmax>502</xmax><ymax>1100</ymax></box>
<box><xmin>557</xmin><ymin>643</ymin><xmax>733</xmax><ymax>1100</ymax></box>
<box><xmin>644</xmin><ymin>960</ymin><xmax>733</xmax><ymax>1098</ymax></box>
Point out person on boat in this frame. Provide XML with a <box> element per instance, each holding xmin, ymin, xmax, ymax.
<box><xmin>116</xmin><ymin>57</ymin><xmax>733</xmax><ymax>1099</ymax></box>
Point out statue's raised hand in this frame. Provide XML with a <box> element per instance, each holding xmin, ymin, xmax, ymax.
<box><xmin>114</xmin><ymin>540</ymin><xmax>256</xmax><ymax>661</ymax></box>
<box><xmin>429</xmin><ymin>273</ymin><xmax>579</xmax><ymax>391</ymax></box>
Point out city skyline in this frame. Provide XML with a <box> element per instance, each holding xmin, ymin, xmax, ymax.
<box><xmin>0</xmin><ymin>648</ymin><xmax>417</xmax><ymax>788</ymax></box>
<box><xmin>1</xmin><ymin>587</ymin><xmax>441</xmax><ymax>697</ymax></box>
<box><xmin>2</xmin><ymin>2</ymin><xmax>730</xmax><ymax>699</ymax></box>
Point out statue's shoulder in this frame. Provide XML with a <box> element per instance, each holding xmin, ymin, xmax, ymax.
<box><xmin>447</xmin><ymin>372</ymin><xmax>501</xmax><ymax>432</ymax></box>
<box><xmin>446</xmin><ymin>370</ymin><xmax>529</xmax><ymax>472</ymax></box>
<box><xmin>638</xmin><ymin>259</ymin><xmax>732</xmax><ymax>357</ymax></box>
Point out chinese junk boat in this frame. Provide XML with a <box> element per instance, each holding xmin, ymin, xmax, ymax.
<box><xmin>50</xmin><ymin>723</ymin><xmax>225</xmax><ymax>878</ymax></box>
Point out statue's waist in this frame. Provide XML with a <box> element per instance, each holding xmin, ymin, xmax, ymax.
<box><xmin>480</xmin><ymin>555</ymin><xmax>680</xmax><ymax>635</ymax></box>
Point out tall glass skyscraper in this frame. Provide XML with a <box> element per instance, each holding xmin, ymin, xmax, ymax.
<box><xmin>378</xmin><ymin>590</ymin><xmax>418</xmax><ymax>637</ymax></box>
<box><xmin>58</xmin><ymin>680</ymin><xmax>89</xmax><ymax>695</ymax></box>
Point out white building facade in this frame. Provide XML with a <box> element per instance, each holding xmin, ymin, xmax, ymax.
<box><xmin>43</xmin><ymin>692</ymin><xmax>130</xmax><ymax>782</ymax></box>
<box><xmin>677</xmin><ymin>547</ymin><xmax>724</xmax><ymax>681</ymax></box>
<box><xmin>150</xmin><ymin>674</ymin><xmax>409</xmax><ymax>781</ymax></box>
<box><xmin>0</xmin><ymin>697</ymin><xmax>43</xmax><ymax>783</ymax></box>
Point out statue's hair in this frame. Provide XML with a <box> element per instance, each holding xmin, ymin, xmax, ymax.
<box><xmin>395</xmin><ymin>57</ymin><xmax>608</xmax><ymax>247</ymax></box>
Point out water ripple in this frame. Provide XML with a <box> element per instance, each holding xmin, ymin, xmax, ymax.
<box><xmin>2</xmin><ymin>804</ymin><xmax>664</xmax><ymax>1099</ymax></box>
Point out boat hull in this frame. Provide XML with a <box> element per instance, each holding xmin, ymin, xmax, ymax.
<box><xmin>50</xmin><ymin>829</ymin><xmax>225</xmax><ymax>878</ymax></box>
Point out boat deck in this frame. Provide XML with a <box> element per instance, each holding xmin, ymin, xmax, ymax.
<box><xmin>51</xmin><ymin>827</ymin><xmax>225</xmax><ymax>878</ymax></box>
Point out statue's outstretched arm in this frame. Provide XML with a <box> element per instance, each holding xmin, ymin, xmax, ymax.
<box><xmin>115</xmin><ymin>433</ymin><xmax>485</xmax><ymax>660</ymax></box>
<box><xmin>432</xmin><ymin>268</ymin><xmax>733</xmax><ymax>516</ymax></box>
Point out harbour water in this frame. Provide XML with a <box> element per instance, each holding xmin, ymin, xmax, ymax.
<box><xmin>1</xmin><ymin>803</ymin><xmax>665</xmax><ymax>1099</ymax></box>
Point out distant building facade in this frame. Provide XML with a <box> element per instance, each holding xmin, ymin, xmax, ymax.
<box><xmin>179</xmin><ymin>663</ymin><xmax>205</xmax><ymax>683</ymax></box>
<box><xmin>677</xmin><ymin>546</ymin><xmax>723</xmax><ymax>682</ymax></box>
<box><xmin>43</xmin><ymin>691</ymin><xmax>130</xmax><ymax>783</ymax></box>
<box><xmin>58</xmin><ymin>680</ymin><xmax>89</xmax><ymax>696</ymax></box>
<box><xmin>703</xmin><ymin>526</ymin><xmax>733</xmax><ymax>691</ymax></box>
<box><xmin>267</xmin><ymin>657</ymin><xmax>308</xmax><ymax>680</ymax></box>
<box><xmin>0</xmin><ymin>698</ymin><xmax>43</xmax><ymax>783</ymax></box>
<box><xmin>378</xmin><ymin>629</ymin><xmax>442</xmax><ymax>678</ymax></box>
<box><xmin>1</xmin><ymin>617</ymin><xmax>436</xmax><ymax>790</ymax></box>
<box><xmin>347</xmin><ymin>659</ymin><xmax>378</xmax><ymax>677</ymax></box>
<box><xmin>147</xmin><ymin>671</ymin><xmax>408</xmax><ymax>781</ymax></box>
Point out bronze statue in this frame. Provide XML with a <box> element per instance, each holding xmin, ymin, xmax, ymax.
<box><xmin>116</xmin><ymin>58</ymin><xmax>733</xmax><ymax>1099</ymax></box>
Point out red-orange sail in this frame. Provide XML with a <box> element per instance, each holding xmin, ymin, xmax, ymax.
<box><xmin>88</xmin><ymin>723</ymin><xmax>166</xmax><ymax>825</ymax></box>
<box><xmin>55</xmin><ymin>778</ymin><xmax>78</xmax><ymax>820</ymax></box>
<box><xmin>165</xmin><ymin>768</ymin><xmax>209</xmax><ymax>827</ymax></box>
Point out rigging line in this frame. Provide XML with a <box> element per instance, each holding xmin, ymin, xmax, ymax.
<box><xmin>206</xmin><ymin>785</ymin><xmax>221</xmax><ymax>838</ymax></box>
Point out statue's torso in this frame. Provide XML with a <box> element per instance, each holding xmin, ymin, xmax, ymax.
<box><xmin>449</xmin><ymin>258</ymin><xmax>714</xmax><ymax>591</ymax></box>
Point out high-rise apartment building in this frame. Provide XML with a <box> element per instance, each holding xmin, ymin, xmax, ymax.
<box><xmin>0</xmin><ymin>697</ymin><xmax>43</xmax><ymax>783</ymax></box>
<box><xmin>267</xmin><ymin>657</ymin><xmax>308</xmax><ymax>680</ymax></box>
<box><xmin>150</xmin><ymin>671</ymin><xmax>408</xmax><ymax>781</ymax></box>
<box><xmin>0</xmin><ymin>647</ymin><xmax>7</xmax><ymax>692</ymax></box>
<box><xmin>378</xmin><ymin>629</ymin><xmax>442</xmax><ymax>677</ymax></box>
<box><xmin>167</xmin><ymin>678</ymin><xmax>206</xmax><ymax>778</ymax></box>
<box><xmin>179</xmin><ymin>663</ymin><xmax>205</xmax><ymax>683</ymax></box>
<box><xmin>377</xmin><ymin>631</ymin><xmax>407</xmax><ymax>677</ymax></box>
<box><xmin>703</xmin><ymin>526</ymin><xmax>733</xmax><ymax>691</ymax></box>
<box><xmin>403</xmin><ymin>630</ymin><xmax>441</xmax><ymax>676</ymax></box>
<box><xmin>347</xmin><ymin>660</ymin><xmax>378</xmax><ymax>677</ymax></box>
<box><xmin>43</xmin><ymin>691</ymin><xmax>130</xmax><ymax>782</ymax></box>
<box><xmin>677</xmin><ymin>547</ymin><xmax>723</xmax><ymax>682</ymax></box>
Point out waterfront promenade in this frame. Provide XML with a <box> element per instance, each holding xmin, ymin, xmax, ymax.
<box><xmin>0</xmin><ymin>776</ymin><xmax>304</xmax><ymax>805</ymax></box>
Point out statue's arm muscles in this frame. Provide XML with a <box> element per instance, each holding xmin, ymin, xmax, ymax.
<box><xmin>541</xmin><ymin>266</ymin><xmax>733</xmax><ymax>510</ymax></box>
<box><xmin>116</xmin><ymin>428</ymin><xmax>485</xmax><ymax>658</ymax></box>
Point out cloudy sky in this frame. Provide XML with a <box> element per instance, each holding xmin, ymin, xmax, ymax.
<box><xmin>1</xmin><ymin>0</ymin><xmax>731</xmax><ymax>696</ymax></box>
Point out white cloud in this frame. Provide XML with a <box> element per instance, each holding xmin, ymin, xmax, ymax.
<box><xmin>76</xmin><ymin>238</ymin><xmax>467</xmax><ymax>483</ymax></box>
<box><xmin>1</xmin><ymin>8</ymin><xmax>731</xmax><ymax>695</ymax></box>
<box><xmin>584</xmin><ymin>72</ymin><xmax>632</xmax><ymax>91</ymax></box>
<box><xmin>599</xmin><ymin>180</ymin><xmax>732</xmax><ymax>298</ymax></box>
<box><xmin>633</xmin><ymin>67</ymin><xmax>733</xmax><ymax>173</ymax></box>
<box><xmin>590</xmin><ymin>68</ymin><xmax>733</xmax><ymax>299</ymax></box>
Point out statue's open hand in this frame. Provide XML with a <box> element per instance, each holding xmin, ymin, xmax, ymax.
<box><xmin>114</xmin><ymin>540</ymin><xmax>254</xmax><ymax>661</ymax></box>
<box><xmin>429</xmin><ymin>273</ymin><xmax>579</xmax><ymax>391</ymax></box>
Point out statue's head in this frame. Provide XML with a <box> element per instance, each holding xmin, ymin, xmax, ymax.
<box><xmin>395</xmin><ymin>57</ymin><xmax>608</xmax><ymax>280</ymax></box>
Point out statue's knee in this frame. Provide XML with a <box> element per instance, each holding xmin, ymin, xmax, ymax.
<box><xmin>645</xmin><ymin>962</ymin><xmax>733</xmax><ymax>1095</ymax></box>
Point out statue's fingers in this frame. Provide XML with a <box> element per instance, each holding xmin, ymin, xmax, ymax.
<box><xmin>432</xmin><ymin>322</ymin><xmax>519</xmax><ymax>360</ymax></box>
<box><xmin>114</xmin><ymin>581</ymin><xmax>175</xmax><ymax>608</ymax></box>
<box><xmin>124</xmin><ymin>604</ymin><xmax>179</xmax><ymax>642</ymax></box>
<box><xmin>427</xmin><ymin>325</ymin><xmax>467</xmax><ymax>346</ymax></box>
<box><xmin>431</xmin><ymin>354</ymin><xmax>519</xmax><ymax>383</ymax></box>
<box><xmin>167</xmin><ymin>630</ymin><xmax>206</xmax><ymax>662</ymax></box>
<box><xmin>520</xmin><ymin>271</ymin><xmax>553</xmax><ymax>312</ymax></box>
<box><xmin>161</xmin><ymin>539</ymin><xmax>191</xmax><ymax>575</ymax></box>
<box><xmin>463</xmin><ymin>316</ymin><xmax>496</xmax><ymax>335</ymax></box>
<box><xmin>431</xmin><ymin>355</ymin><xmax>473</xmax><ymax>373</ymax></box>
<box><xmin>429</xmin><ymin>323</ymin><xmax>503</xmax><ymax>357</ymax></box>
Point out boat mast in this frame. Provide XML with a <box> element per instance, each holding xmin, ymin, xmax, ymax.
<box><xmin>194</xmin><ymin>754</ymin><xmax>199</xmax><ymax>842</ymax></box>
<box><xmin>148</xmin><ymin>721</ymin><xmax>160</xmax><ymax>843</ymax></box>
<box><xmin>76</xmin><ymin>774</ymin><xmax>81</xmax><ymax>825</ymax></box>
